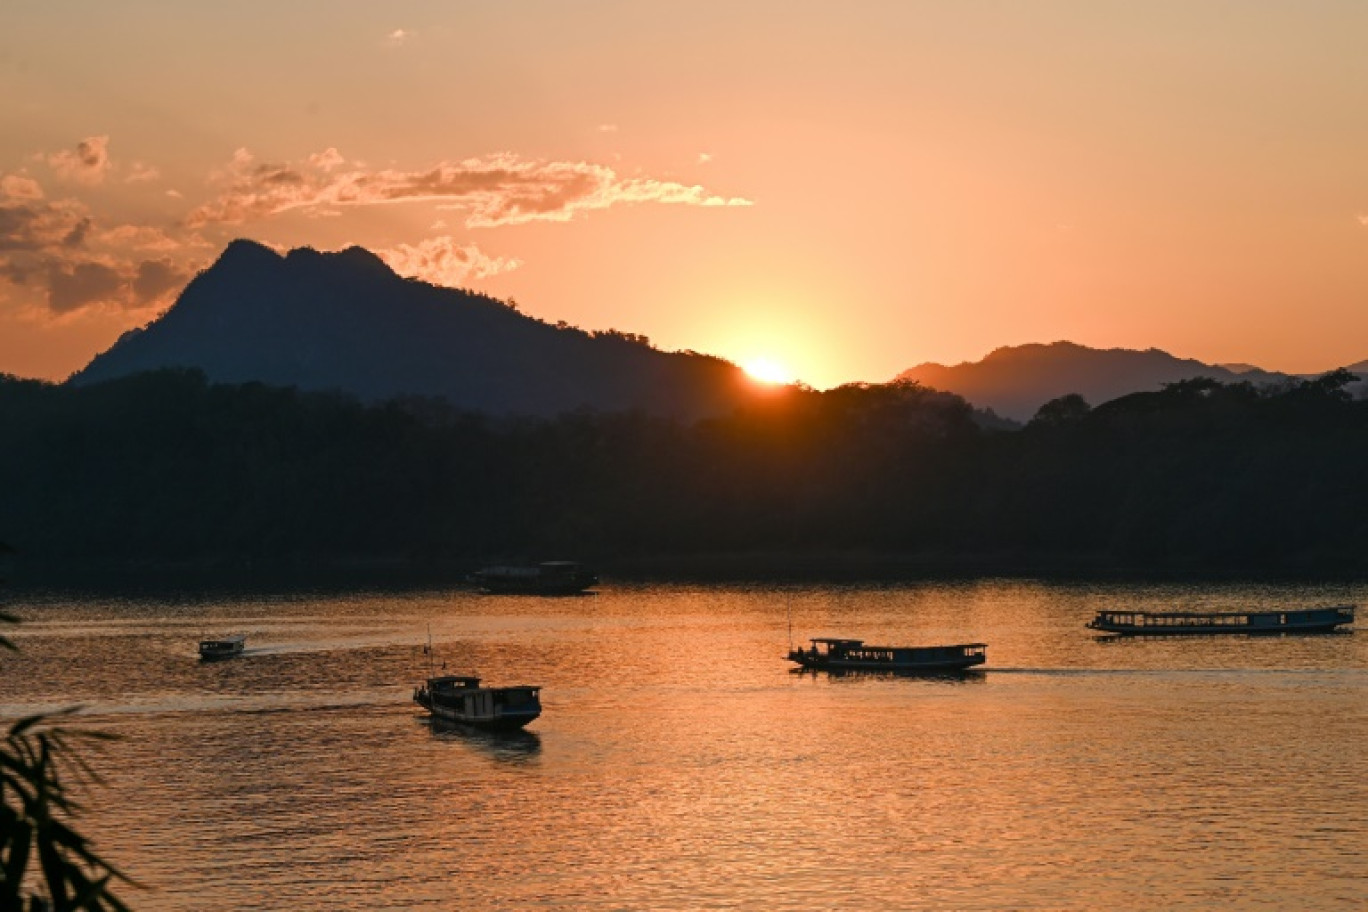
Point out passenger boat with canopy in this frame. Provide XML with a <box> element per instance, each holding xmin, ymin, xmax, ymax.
<box><xmin>1087</xmin><ymin>605</ymin><xmax>1354</xmax><ymax>635</ymax></box>
<box><xmin>198</xmin><ymin>634</ymin><xmax>246</xmax><ymax>660</ymax></box>
<box><xmin>787</xmin><ymin>638</ymin><xmax>987</xmax><ymax>673</ymax></box>
<box><xmin>413</xmin><ymin>675</ymin><xmax>542</xmax><ymax>730</ymax></box>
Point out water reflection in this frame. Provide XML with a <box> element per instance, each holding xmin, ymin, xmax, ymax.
<box><xmin>1</xmin><ymin>579</ymin><xmax>1363</xmax><ymax>910</ymax></box>
<box><xmin>424</xmin><ymin>716</ymin><xmax>542</xmax><ymax>760</ymax></box>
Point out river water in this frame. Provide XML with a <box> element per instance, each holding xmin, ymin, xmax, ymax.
<box><xmin>1</xmin><ymin>580</ymin><xmax>1364</xmax><ymax>910</ymax></box>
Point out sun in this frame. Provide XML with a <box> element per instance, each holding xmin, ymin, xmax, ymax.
<box><xmin>742</xmin><ymin>357</ymin><xmax>793</xmax><ymax>385</ymax></box>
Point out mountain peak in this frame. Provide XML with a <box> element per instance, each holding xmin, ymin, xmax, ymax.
<box><xmin>217</xmin><ymin>237</ymin><xmax>284</xmax><ymax>268</ymax></box>
<box><xmin>69</xmin><ymin>239</ymin><xmax>752</xmax><ymax>419</ymax></box>
<box><xmin>898</xmin><ymin>342</ymin><xmax>1295</xmax><ymax>421</ymax></box>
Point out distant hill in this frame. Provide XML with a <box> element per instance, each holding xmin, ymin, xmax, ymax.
<box><xmin>896</xmin><ymin>342</ymin><xmax>1298</xmax><ymax>421</ymax></box>
<box><xmin>72</xmin><ymin>240</ymin><xmax>756</xmax><ymax>420</ymax></box>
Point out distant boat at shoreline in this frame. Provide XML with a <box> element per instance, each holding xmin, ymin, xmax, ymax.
<box><xmin>198</xmin><ymin>633</ymin><xmax>246</xmax><ymax>660</ymax></box>
<box><xmin>470</xmin><ymin>561</ymin><xmax>599</xmax><ymax>595</ymax></box>
<box><xmin>787</xmin><ymin>638</ymin><xmax>987</xmax><ymax>673</ymax></box>
<box><xmin>1087</xmin><ymin>605</ymin><xmax>1354</xmax><ymax>635</ymax></box>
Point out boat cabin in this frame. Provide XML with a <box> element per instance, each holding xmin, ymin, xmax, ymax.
<box><xmin>198</xmin><ymin>634</ymin><xmax>246</xmax><ymax>660</ymax></box>
<box><xmin>791</xmin><ymin>638</ymin><xmax>988</xmax><ymax>672</ymax></box>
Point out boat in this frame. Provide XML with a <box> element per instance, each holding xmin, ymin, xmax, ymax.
<box><xmin>198</xmin><ymin>634</ymin><xmax>246</xmax><ymax>660</ymax></box>
<box><xmin>787</xmin><ymin>638</ymin><xmax>987</xmax><ymax>673</ymax></box>
<box><xmin>1086</xmin><ymin>605</ymin><xmax>1355</xmax><ymax>635</ymax></box>
<box><xmin>469</xmin><ymin>561</ymin><xmax>598</xmax><ymax>595</ymax></box>
<box><xmin>413</xmin><ymin>676</ymin><xmax>542</xmax><ymax>730</ymax></box>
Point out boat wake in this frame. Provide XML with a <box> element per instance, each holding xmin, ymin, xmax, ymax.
<box><xmin>0</xmin><ymin>688</ymin><xmax>405</xmax><ymax>723</ymax></box>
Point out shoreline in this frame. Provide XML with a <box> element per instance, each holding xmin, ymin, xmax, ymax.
<box><xmin>3</xmin><ymin>549</ymin><xmax>1363</xmax><ymax>596</ymax></box>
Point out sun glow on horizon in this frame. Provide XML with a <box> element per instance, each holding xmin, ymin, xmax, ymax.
<box><xmin>742</xmin><ymin>357</ymin><xmax>795</xmax><ymax>385</ymax></box>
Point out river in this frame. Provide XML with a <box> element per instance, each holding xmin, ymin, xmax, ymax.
<box><xmin>1</xmin><ymin>579</ymin><xmax>1364</xmax><ymax>910</ymax></box>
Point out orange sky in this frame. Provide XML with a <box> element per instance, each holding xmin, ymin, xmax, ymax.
<box><xmin>3</xmin><ymin>2</ymin><xmax>1366</xmax><ymax>389</ymax></box>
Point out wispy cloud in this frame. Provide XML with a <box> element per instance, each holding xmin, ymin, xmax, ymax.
<box><xmin>385</xmin><ymin>28</ymin><xmax>413</xmax><ymax>48</ymax></box>
<box><xmin>125</xmin><ymin>162</ymin><xmax>161</xmax><ymax>183</ymax></box>
<box><xmin>4</xmin><ymin>138</ymin><xmax>753</xmax><ymax>320</ymax></box>
<box><xmin>378</xmin><ymin>236</ymin><xmax>522</xmax><ymax>288</ymax></box>
<box><xmin>0</xmin><ymin>174</ymin><xmax>43</xmax><ymax>201</ymax></box>
<box><xmin>185</xmin><ymin>149</ymin><xmax>753</xmax><ymax>229</ymax></box>
<box><xmin>46</xmin><ymin>136</ymin><xmax>112</xmax><ymax>186</ymax></box>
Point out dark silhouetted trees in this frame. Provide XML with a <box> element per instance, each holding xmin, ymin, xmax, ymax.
<box><xmin>1</xmin><ymin>370</ymin><xmax>1366</xmax><ymax>575</ymax></box>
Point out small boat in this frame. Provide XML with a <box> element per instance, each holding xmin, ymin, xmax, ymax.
<box><xmin>198</xmin><ymin>634</ymin><xmax>246</xmax><ymax>660</ymax></box>
<box><xmin>414</xmin><ymin>676</ymin><xmax>542</xmax><ymax>730</ymax></box>
<box><xmin>470</xmin><ymin>561</ymin><xmax>598</xmax><ymax>595</ymax></box>
<box><xmin>1087</xmin><ymin>605</ymin><xmax>1355</xmax><ymax>635</ymax></box>
<box><xmin>788</xmin><ymin>638</ymin><xmax>987</xmax><ymax>673</ymax></box>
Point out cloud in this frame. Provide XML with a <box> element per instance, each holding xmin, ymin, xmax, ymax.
<box><xmin>46</xmin><ymin>136</ymin><xmax>112</xmax><ymax>186</ymax></box>
<box><xmin>0</xmin><ymin>197</ymin><xmax>91</xmax><ymax>252</ymax></box>
<box><xmin>185</xmin><ymin>149</ymin><xmax>753</xmax><ymax>229</ymax></box>
<box><xmin>597</xmin><ymin>124</ymin><xmax>619</xmax><ymax>133</ymax></box>
<box><xmin>1</xmin><ymin>177</ymin><xmax>199</xmax><ymax>315</ymax></box>
<box><xmin>46</xmin><ymin>260</ymin><xmax>127</xmax><ymax>313</ymax></box>
<box><xmin>378</xmin><ymin>236</ymin><xmax>522</xmax><ymax>287</ymax></box>
<box><xmin>1</xmin><ymin>174</ymin><xmax>43</xmax><ymax>200</ymax></box>
<box><xmin>385</xmin><ymin>28</ymin><xmax>413</xmax><ymax>48</ymax></box>
<box><xmin>307</xmin><ymin>147</ymin><xmax>346</xmax><ymax>172</ymax></box>
<box><xmin>697</xmin><ymin>152</ymin><xmax>713</xmax><ymax>164</ymax></box>
<box><xmin>125</xmin><ymin>162</ymin><xmax>161</xmax><ymax>183</ymax></box>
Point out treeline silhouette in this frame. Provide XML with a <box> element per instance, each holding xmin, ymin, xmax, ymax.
<box><xmin>1</xmin><ymin>368</ymin><xmax>1364</xmax><ymax>576</ymax></box>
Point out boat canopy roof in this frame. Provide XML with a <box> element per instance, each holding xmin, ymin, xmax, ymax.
<box><xmin>427</xmin><ymin>675</ymin><xmax>541</xmax><ymax>691</ymax></box>
<box><xmin>809</xmin><ymin>638</ymin><xmax>987</xmax><ymax>650</ymax></box>
<box><xmin>199</xmin><ymin>634</ymin><xmax>246</xmax><ymax>645</ymax></box>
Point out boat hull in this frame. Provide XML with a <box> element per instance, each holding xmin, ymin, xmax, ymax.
<box><xmin>789</xmin><ymin>654</ymin><xmax>986</xmax><ymax>673</ymax></box>
<box><xmin>198</xmin><ymin>649</ymin><xmax>243</xmax><ymax>661</ymax></box>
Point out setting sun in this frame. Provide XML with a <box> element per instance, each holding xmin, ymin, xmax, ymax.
<box><xmin>743</xmin><ymin>357</ymin><xmax>793</xmax><ymax>385</ymax></box>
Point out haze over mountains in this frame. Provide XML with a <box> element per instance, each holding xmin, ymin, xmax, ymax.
<box><xmin>898</xmin><ymin>342</ymin><xmax>1365</xmax><ymax>422</ymax></box>
<box><xmin>73</xmin><ymin>240</ymin><xmax>754</xmax><ymax>420</ymax></box>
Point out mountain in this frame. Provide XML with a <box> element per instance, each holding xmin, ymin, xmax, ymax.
<box><xmin>72</xmin><ymin>240</ymin><xmax>755</xmax><ymax>420</ymax></box>
<box><xmin>896</xmin><ymin>342</ymin><xmax>1297</xmax><ymax>421</ymax></box>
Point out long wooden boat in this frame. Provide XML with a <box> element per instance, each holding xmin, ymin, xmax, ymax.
<box><xmin>788</xmin><ymin>638</ymin><xmax>987</xmax><ymax>673</ymax></box>
<box><xmin>198</xmin><ymin>634</ymin><xmax>246</xmax><ymax>660</ymax></box>
<box><xmin>1087</xmin><ymin>605</ymin><xmax>1354</xmax><ymax>635</ymax></box>
<box><xmin>413</xmin><ymin>675</ymin><xmax>542</xmax><ymax>730</ymax></box>
<box><xmin>470</xmin><ymin>561</ymin><xmax>598</xmax><ymax>595</ymax></box>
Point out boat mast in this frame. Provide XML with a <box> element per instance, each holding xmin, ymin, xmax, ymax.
<box><xmin>787</xmin><ymin>592</ymin><xmax>793</xmax><ymax>651</ymax></box>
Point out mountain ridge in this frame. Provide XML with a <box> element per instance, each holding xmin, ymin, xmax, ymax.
<box><xmin>897</xmin><ymin>341</ymin><xmax>1363</xmax><ymax>421</ymax></box>
<box><xmin>73</xmin><ymin>239</ymin><xmax>757</xmax><ymax>420</ymax></box>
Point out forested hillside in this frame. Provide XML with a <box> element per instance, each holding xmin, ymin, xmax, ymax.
<box><xmin>2</xmin><ymin>369</ymin><xmax>1365</xmax><ymax>576</ymax></box>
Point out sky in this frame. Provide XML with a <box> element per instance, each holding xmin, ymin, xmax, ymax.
<box><xmin>2</xmin><ymin>1</ymin><xmax>1366</xmax><ymax>389</ymax></box>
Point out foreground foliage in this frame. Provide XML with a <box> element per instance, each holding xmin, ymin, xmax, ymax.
<box><xmin>0</xmin><ymin>611</ymin><xmax>131</xmax><ymax>911</ymax></box>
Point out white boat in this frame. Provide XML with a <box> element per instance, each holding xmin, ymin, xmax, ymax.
<box><xmin>198</xmin><ymin>634</ymin><xmax>246</xmax><ymax>660</ymax></box>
